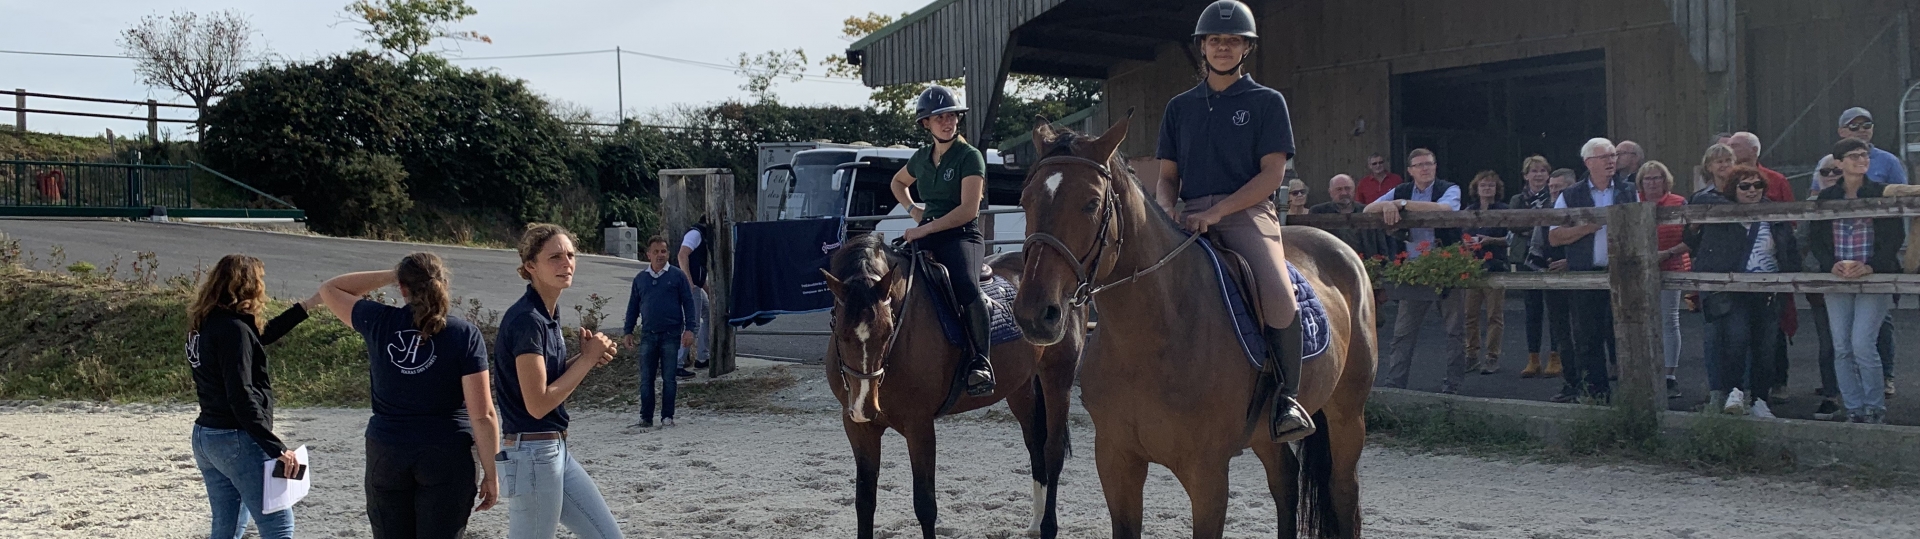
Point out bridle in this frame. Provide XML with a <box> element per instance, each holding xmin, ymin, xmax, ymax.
<box><xmin>832</xmin><ymin>244</ymin><xmax>917</xmax><ymax>392</ymax></box>
<box><xmin>1021</xmin><ymin>155</ymin><xmax>1201</xmax><ymax>308</ymax></box>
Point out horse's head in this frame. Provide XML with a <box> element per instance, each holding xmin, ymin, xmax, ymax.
<box><xmin>1013</xmin><ymin>112</ymin><xmax>1133</xmax><ymax>344</ymax></box>
<box><xmin>820</xmin><ymin>233</ymin><xmax>905</xmax><ymax>423</ymax></box>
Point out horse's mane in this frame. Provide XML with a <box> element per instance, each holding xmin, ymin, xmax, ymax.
<box><xmin>827</xmin><ymin>232</ymin><xmax>901</xmax><ymax>313</ymax></box>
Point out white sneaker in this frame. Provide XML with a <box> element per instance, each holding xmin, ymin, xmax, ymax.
<box><xmin>1750</xmin><ymin>399</ymin><xmax>1775</xmax><ymax>419</ymax></box>
<box><xmin>1724</xmin><ymin>388</ymin><xmax>1748</xmax><ymax>415</ymax></box>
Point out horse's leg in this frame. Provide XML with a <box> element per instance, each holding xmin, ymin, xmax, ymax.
<box><xmin>1253</xmin><ymin>440</ymin><xmax>1301</xmax><ymax>539</ymax></box>
<box><xmin>844</xmin><ymin>419</ymin><xmax>885</xmax><ymax>539</ymax></box>
<box><xmin>1094</xmin><ymin>434</ymin><xmax>1149</xmax><ymax>539</ymax></box>
<box><xmin>1169</xmin><ymin>455</ymin><xmax>1233</xmax><ymax>539</ymax></box>
<box><xmin>900</xmin><ymin>423</ymin><xmax>941</xmax><ymax>538</ymax></box>
<box><xmin>1323</xmin><ymin>403</ymin><xmax>1367</xmax><ymax>538</ymax></box>
<box><xmin>1003</xmin><ymin>376</ymin><xmax>1051</xmax><ymax>538</ymax></box>
<box><xmin>1036</xmin><ymin>354</ymin><xmax>1078</xmax><ymax>539</ymax></box>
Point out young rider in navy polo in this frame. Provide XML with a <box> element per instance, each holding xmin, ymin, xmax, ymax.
<box><xmin>1154</xmin><ymin>0</ymin><xmax>1312</xmax><ymax>442</ymax></box>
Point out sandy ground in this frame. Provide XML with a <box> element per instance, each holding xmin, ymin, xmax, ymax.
<box><xmin>5</xmin><ymin>372</ymin><xmax>1920</xmax><ymax>539</ymax></box>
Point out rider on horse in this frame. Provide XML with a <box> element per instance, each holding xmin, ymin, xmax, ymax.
<box><xmin>888</xmin><ymin>85</ymin><xmax>996</xmax><ymax>397</ymax></box>
<box><xmin>1152</xmin><ymin>0</ymin><xmax>1313</xmax><ymax>442</ymax></box>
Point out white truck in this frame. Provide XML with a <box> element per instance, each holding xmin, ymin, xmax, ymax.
<box><xmin>755</xmin><ymin>142</ymin><xmax>1027</xmax><ymax>253</ymax></box>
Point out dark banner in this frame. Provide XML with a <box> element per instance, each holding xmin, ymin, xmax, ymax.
<box><xmin>727</xmin><ymin>217</ymin><xmax>844</xmax><ymax>326</ymax></box>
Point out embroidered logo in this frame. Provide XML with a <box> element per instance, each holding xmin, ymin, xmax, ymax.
<box><xmin>820</xmin><ymin>241</ymin><xmax>843</xmax><ymax>254</ymax></box>
<box><xmin>185</xmin><ymin>331</ymin><xmax>202</xmax><ymax>368</ymax></box>
<box><xmin>385</xmin><ymin>330</ymin><xmax>438</xmax><ymax>375</ymax></box>
<box><xmin>942</xmin><ymin>168</ymin><xmax>956</xmax><ymax>182</ymax></box>
<box><xmin>1232</xmin><ymin>110</ymin><xmax>1251</xmax><ymax>126</ymax></box>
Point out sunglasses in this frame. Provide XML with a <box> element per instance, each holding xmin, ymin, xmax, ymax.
<box><xmin>1736</xmin><ymin>181</ymin><xmax>1767</xmax><ymax>191</ymax></box>
<box><xmin>1369</xmin><ymin>161</ymin><xmax>1384</xmax><ymax>166</ymax></box>
<box><xmin>1820</xmin><ymin>167</ymin><xmax>1843</xmax><ymax>176</ymax></box>
<box><xmin>1290</xmin><ymin>190</ymin><xmax>1307</xmax><ymax>196</ymax></box>
<box><xmin>1847</xmin><ymin>121</ymin><xmax>1875</xmax><ymax>131</ymax></box>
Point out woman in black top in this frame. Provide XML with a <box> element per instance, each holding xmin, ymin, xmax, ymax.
<box><xmin>1686</xmin><ymin>166</ymin><xmax>1801</xmax><ymax>414</ymax></box>
<box><xmin>186</xmin><ymin>254</ymin><xmax>318</xmax><ymax>539</ymax></box>
<box><xmin>320</xmin><ymin>252</ymin><xmax>500</xmax><ymax>538</ymax></box>
<box><xmin>888</xmin><ymin>85</ymin><xmax>995</xmax><ymax>396</ymax></box>
<box><xmin>1462</xmin><ymin>171</ymin><xmax>1510</xmax><ymax>375</ymax></box>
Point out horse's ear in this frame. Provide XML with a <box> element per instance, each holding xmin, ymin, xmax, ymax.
<box><xmin>1086</xmin><ymin>110</ymin><xmax>1134</xmax><ymax>163</ymax></box>
<box><xmin>820</xmin><ymin>269</ymin><xmax>845</xmax><ymax>299</ymax></box>
<box><xmin>1032</xmin><ymin>117</ymin><xmax>1057</xmax><ymax>157</ymax></box>
<box><xmin>875</xmin><ymin>268</ymin><xmax>902</xmax><ymax>299</ymax></box>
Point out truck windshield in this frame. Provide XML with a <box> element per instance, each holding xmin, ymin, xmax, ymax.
<box><xmin>788</xmin><ymin>151</ymin><xmax>857</xmax><ymax>219</ymax></box>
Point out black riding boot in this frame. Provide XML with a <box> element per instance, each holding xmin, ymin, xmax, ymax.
<box><xmin>1266</xmin><ymin>320</ymin><xmax>1316</xmax><ymax>443</ymax></box>
<box><xmin>961</xmin><ymin>299</ymin><xmax>997</xmax><ymax>396</ymax></box>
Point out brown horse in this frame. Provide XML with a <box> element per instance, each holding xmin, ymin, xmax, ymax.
<box><xmin>1011</xmin><ymin>117</ymin><xmax>1376</xmax><ymax>538</ymax></box>
<box><xmin>822</xmin><ymin>232</ymin><xmax>1083</xmax><ymax>539</ymax></box>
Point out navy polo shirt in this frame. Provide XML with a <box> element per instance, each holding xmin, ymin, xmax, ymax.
<box><xmin>1156</xmin><ymin>75</ymin><xmax>1296</xmax><ymax>200</ymax></box>
<box><xmin>353</xmin><ymin>300</ymin><xmax>489</xmax><ymax>445</ymax></box>
<box><xmin>493</xmin><ymin>285</ymin><xmax>571</xmax><ymax>434</ymax></box>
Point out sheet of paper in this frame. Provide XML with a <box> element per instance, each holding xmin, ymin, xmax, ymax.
<box><xmin>261</xmin><ymin>445</ymin><xmax>310</xmax><ymax>514</ymax></box>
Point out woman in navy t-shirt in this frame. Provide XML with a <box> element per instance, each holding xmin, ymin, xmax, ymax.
<box><xmin>493</xmin><ymin>224</ymin><xmax>623</xmax><ymax>538</ymax></box>
<box><xmin>319</xmin><ymin>253</ymin><xmax>500</xmax><ymax>538</ymax></box>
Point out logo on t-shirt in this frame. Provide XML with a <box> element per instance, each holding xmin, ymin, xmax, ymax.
<box><xmin>386</xmin><ymin>330</ymin><xmax>439</xmax><ymax>375</ymax></box>
<box><xmin>185</xmin><ymin>331</ymin><xmax>202</xmax><ymax>368</ymax></box>
<box><xmin>1232</xmin><ymin>110</ymin><xmax>1251</xmax><ymax>126</ymax></box>
<box><xmin>942</xmin><ymin>168</ymin><xmax>955</xmax><ymax>182</ymax></box>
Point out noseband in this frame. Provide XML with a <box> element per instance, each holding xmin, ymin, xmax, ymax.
<box><xmin>832</xmin><ymin>247</ymin><xmax>917</xmax><ymax>391</ymax></box>
<box><xmin>1021</xmin><ymin>155</ymin><xmax>1202</xmax><ymax>308</ymax></box>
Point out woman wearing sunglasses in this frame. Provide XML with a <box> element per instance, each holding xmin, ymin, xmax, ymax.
<box><xmin>1808</xmin><ymin>138</ymin><xmax>1905</xmax><ymax>423</ymax></box>
<box><xmin>1687</xmin><ymin>166</ymin><xmax>1800</xmax><ymax>416</ymax></box>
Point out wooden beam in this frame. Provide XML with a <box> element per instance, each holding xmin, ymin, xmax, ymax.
<box><xmin>1608</xmin><ymin>202</ymin><xmax>1664</xmax><ymax>419</ymax></box>
<box><xmin>1286</xmin><ymin>206</ymin><xmax>1610</xmax><ymax>230</ymax></box>
<box><xmin>705</xmin><ymin>172</ymin><xmax>739</xmax><ymax>377</ymax></box>
<box><xmin>1008</xmin><ymin>57</ymin><xmax>1112</xmax><ymax>80</ymax></box>
<box><xmin>1657</xmin><ymin>197</ymin><xmax>1920</xmax><ymax>224</ymax></box>
<box><xmin>1665</xmin><ymin>272</ymin><xmax>1920</xmax><ymax>294</ymax></box>
<box><xmin>1480</xmin><ymin>271</ymin><xmax>1610</xmax><ymax>290</ymax></box>
<box><xmin>1014</xmin><ymin>27</ymin><xmax>1161</xmax><ymax>61</ymax></box>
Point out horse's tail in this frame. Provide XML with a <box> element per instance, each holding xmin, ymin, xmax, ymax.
<box><xmin>1297</xmin><ymin>410</ymin><xmax>1341</xmax><ymax>538</ymax></box>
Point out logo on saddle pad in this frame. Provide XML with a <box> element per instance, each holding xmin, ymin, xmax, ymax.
<box><xmin>1232</xmin><ymin>110</ymin><xmax>1251</xmax><ymax>126</ymax></box>
<box><xmin>385</xmin><ymin>330</ymin><xmax>438</xmax><ymax>375</ymax></box>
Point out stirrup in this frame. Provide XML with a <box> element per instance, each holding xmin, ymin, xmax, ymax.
<box><xmin>964</xmin><ymin>361</ymin><xmax>996</xmax><ymax>396</ymax></box>
<box><xmin>1270</xmin><ymin>397</ymin><xmax>1315</xmax><ymax>443</ymax></box>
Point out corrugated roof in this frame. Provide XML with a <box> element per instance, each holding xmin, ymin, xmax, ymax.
<box><xmin>847</xmin><ymin>0</ymin><xmax>960</xmax><ymax>53</ymax></box>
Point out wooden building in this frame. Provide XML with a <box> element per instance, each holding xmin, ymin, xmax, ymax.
<box><xmin>848</xmin><ymin>0</ymin><xmax>1920</xmax><ymax>198</ymax></box>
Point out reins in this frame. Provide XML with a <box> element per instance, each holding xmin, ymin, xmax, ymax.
<box><xmin>1021</xmin><ymin>155</ymin><xmax>1200</xmax><ymax>308</ymax></box>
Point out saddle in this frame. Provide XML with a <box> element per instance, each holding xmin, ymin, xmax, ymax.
<box><xmin>1194</xmin><ymin>235</ymin><xmax>1331</xmax><ymax>370</ymax></box>
<box><xmin>903</xmin><ymin>249</ymin><xmax>1023</xmax><ymax>418</ymax></box>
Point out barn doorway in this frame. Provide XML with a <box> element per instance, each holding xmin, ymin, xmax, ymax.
<box><xmin>1393</xmin><ymin>50</ymin><xmax>1608</xmax><ymax>198</ymax></box>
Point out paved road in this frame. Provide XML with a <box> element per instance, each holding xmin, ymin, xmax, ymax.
<box><xmin>9</xmin><ymin>218</ymin><xmax>1915</xmax><ymax>424</ymax></box>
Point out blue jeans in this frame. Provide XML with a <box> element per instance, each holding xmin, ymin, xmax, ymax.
<box><xmin>499</xmin><ymin>438</ymin><xmax>623</xmax><ymax>539</ymax></box>
<box><xmin>191</xmin><ymin>424</ymin><xmax>294</xmax><ymax>539</ymax></box>
<box><xmin>638</xmin><ymin>331</ymin><xmax>679</xmax><ymax>421</ymax></box>
<box><xmin>1827</xmin><ymin>293</ymin><xmax>1891</xmax><ymax>416</ymax></box>
<box><xmin>677</xmin><ymin>287</ymin><xmax>711</xmax><ymax>366</ymax></box>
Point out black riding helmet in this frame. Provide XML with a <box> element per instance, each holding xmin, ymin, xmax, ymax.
<box><xmin>914</xmin><ymin>85</ymin><xmax>968</xmax><ymax>124</ymax></box>
<box><xmin>1193</xmin><ymin>0</ymin><xmax>1257</xmax><ymax>40</ymax></box>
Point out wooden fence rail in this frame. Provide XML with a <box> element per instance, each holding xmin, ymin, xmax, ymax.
<box><xmin>1</xmin><ymin>89</ymin><xmax>197</xmax><ymax>143</ymax></box>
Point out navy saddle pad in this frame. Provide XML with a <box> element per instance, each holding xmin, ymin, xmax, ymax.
<box><xmin>1195</xmin><ymin>237</ymin><xmax>1331</xmax><ymax>369</ymax></box>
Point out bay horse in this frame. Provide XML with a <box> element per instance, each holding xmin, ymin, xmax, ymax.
<box><xmin>1012</xmin><ymin>116</ymin><xmax>1376</xmax><ymax>538</ymax></box>
<box><xmin>822</xmin><ymin>233</ymin><xmax>1083</xmax><ymax>539</ymax></box>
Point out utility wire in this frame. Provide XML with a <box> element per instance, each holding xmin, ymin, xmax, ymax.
<box><xmin>0</xmin><ymin>47</ymin><xmax>862</xmax><ymax>84</ymax></box>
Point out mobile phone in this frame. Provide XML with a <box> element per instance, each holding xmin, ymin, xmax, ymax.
<box><xmin>272</xmin><ymin>460</ymin><xmax>307</xmax><ymax>481</ymax></box>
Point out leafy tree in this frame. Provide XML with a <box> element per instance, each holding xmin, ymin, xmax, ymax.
<box><xmin>734</xmin><ymin>49</ymin><xmax>809</xmax><ymax>103</ymax></box>
<box><xmin>117</xmin><ymin>10</ymin><xmax>267</xmax><ymax>132</ymax></box>
<box><xmin>343</xmin><ymin>0</ymin><xmax>491</xmax><ymax>60</ymax></box>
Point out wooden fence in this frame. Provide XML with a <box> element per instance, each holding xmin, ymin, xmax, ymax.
<box><xmin>1289</xmin><ymin>196</ymin><xmax>1920</xmax><ymax>419</ymax></box>
<box><xmin>1</xmin><ymin>89</ymin><xmax>197</xmax><ymax>142</ymax></box>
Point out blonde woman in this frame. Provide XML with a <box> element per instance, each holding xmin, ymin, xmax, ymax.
<box><xmin>186</xmin><ymin>254</ymin><xmax>320</xmax><ymax>539</ymax></box>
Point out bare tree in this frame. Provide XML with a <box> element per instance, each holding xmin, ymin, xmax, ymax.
<box><xmin>118</xmin><ymin>10</ymin><xmax>265</xmax><ymax>133</ymax></box>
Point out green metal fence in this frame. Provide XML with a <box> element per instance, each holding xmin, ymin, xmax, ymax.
<box><xmin>0</xmin><ymin>159</ymin><xmax>303</xmax><ymax>219</ymax></box>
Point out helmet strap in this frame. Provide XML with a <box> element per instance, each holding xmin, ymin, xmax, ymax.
<box><xmin>933</xmin><ymin>133</ymin><xmax>958</xmax><ymax>144</ymax></box>
<box><xmin>1206</xmin><ymin>53</ymin><xmax>1246</xmax><ymax>76</ymax></box>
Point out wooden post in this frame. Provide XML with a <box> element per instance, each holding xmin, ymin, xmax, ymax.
<box><xmin>703</xmin><ymin>172</ymin><xmax>738</xmax><ymax>378</ymax></box>
<box><xmin>15</xmin><ymin>89</ymin><xmax>25</xmax><ymax>133</ymax></box>
<box><xmin>1607</xmin><ymin>201</ymin><xmax>1664</xmax><ymax>417</ymax></box>
<box><xmin>146</xmin><ymin>100</ymin><xmax>159</xmax><ymax>143</ymax></box>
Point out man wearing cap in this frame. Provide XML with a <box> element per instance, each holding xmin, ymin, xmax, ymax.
<box><xmin>1839</xmin><ymin>107</ymin><xmax>1908</xmax><ymax>185</ymax></box>
<box><xmin>1155</xmin><ymin>0</ymin><xmax>1313</xmax><ymax>442</ymax></box>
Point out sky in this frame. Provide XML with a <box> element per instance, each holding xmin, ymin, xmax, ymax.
<box><xmin>1</xmin><ymin>0</ymin><xmax>931</xmax><ymax>137</ymax></box>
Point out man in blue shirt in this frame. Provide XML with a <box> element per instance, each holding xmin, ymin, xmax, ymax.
<box><xmin>1548</xmin><ymin>137</ymin><xmax>1638</xmax><ymax>403</ymax></box>
<box><xmin>1153</xmin><ymin>0</ymin><xmax>1312</xmax><ymax>442</ymax></box>
<box><xmin>1363</xmin><ymin>148</ymin><xmax>1470</xmax><ymax>393</ymax></box>
<box><xmin>1839</xmin><ymin>107</ymin><xmax>1908</xmax><ymax>185</ymax></box>
<box><xmin>622</xmin><ymin>236</ymin><xmax>698</xmax><ymax>428</ymax></box>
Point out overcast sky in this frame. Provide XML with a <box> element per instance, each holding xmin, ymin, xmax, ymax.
<box><xmin>2</xmin><ymin>0</ymin><xmax>930</xmax><ymax>136</ymax></box>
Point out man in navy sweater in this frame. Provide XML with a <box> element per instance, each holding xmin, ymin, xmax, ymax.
<box><xmin>622</xmin><ymin>236</ymin><xmax>699</xmax><ymax>428</ymax></box>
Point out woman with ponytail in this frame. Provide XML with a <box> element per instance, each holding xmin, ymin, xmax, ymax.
<box><xmin>320</xmin><ymin>252</ymin><xmax>500</xmax><ymax>538</ymax></box>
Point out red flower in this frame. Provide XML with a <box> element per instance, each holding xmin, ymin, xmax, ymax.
<box><xmin>1439</xmin><ymin>250</ymin><xmax>1452</xmax><ymax>258</ymax></box>
<box><xmin>1416</xmin><ymin>240</ymin><xmax>1432</xmax><ymax>251</ymax></box>
<box><xmin>1459</xmin><ymin>272</ymin><xmax>1471</xmax><ymax>279</ymax></box>
<box><xmin>1396</xmin><ymin>251</ymin><xmax>1409</xmax><ymax>261</ymax></box>
<box><xmin>1462</xmin><ymin>233</ymin><xmax>1474</xmax><ymax>241</ymax></box>
<box><xmin>1482</xmin><ymin>251</ymin><xmax>1493</xmax><ymax>260</ymax></box>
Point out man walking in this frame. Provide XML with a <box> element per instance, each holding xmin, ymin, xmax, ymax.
<box><xmin>1365</xmin><ymin>148</ymin><xmax>1470</xmax><ymax>393</ymax></box>
<box><xmin>1549</xmin><ymin>138</ymin><xmax>1637</xmax><ymax>403</ymax></box>
<box><xmin>622</xmin><ymin>236</ymin><xmax>698</xmax><ymax>428</ymax></box>
<box><xmin>676</xmin><ymin>217</ymin><xmax>714</xmax><ymax>380</ymax></box>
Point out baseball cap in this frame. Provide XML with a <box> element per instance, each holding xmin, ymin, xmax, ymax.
<box><xmin>1839</xmin><ymin>107</ymin><xmax>1873</xmax><ymax>128</ymax></box>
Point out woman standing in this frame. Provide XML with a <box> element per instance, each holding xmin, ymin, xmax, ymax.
<box><xmin>1639</xmin><ymin>162</ymin><xmax>1691</xmax><ymax>399</ymax></box>
<box><xmin>1462</xmin><ymin>171</ymin><xmax>1509</xmax><ymax>374</ymax></box>
<box><xmin>889</xmin><ymin>85</ymin><xmax>996</xmax><ymax>396</ymax></box>
<box><xmin>1511</xmin><ymin>156</ymin><xmax>1554</xmax><ymax>377</ymax></box>
<box><xmin>1690</xmin><ymin>166</ymin><xmax>1798</xmax><ymax>416</ymax></box>
<box><xmin>495</xmin><ymin>224</ymin><xmax>624</xmax><ymax>537</ymax></box>
<box><xmin>319</xmin><ymin>253</ymin><xmax>500</xmax><ymax>538</ymax></box>
<box><xmin>186</xmin><ymin>254</ymin><xmax>318</xmax><ymax>539</ymax></box>
<box><xmin>1809</xmin><ymin>138</ymin><xmax>1905</xmax><ymax>424</ymax></box>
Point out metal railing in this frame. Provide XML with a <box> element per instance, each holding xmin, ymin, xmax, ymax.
<box><xmin>0</xmin><ymin>159</ymin><xmax>191</xmax><ymax>209</ymax></box>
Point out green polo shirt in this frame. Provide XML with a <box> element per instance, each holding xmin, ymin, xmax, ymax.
<box><xmin>906</xmin><ymin>141</ymin><xmax>987</xmax><ymax>221</ymax></box>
